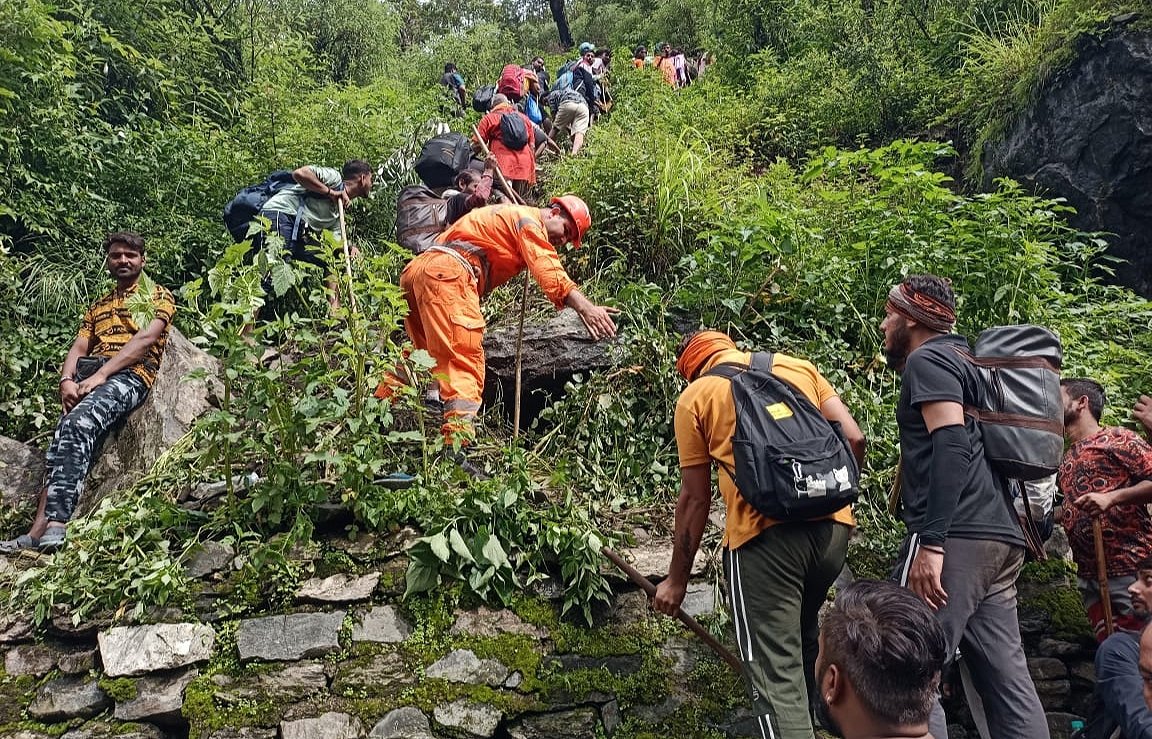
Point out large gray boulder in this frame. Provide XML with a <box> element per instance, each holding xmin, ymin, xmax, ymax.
<box><xmin>98</xmin><ymin>623</ymin><xmax>216</xmax><ymax>677</ymax></box>
<box><xmin>0</xmin><ymin>435</ymin><xmax>45</xmax><ymax>511</ymax></box>
<box><xmin>483</xmin><ymin>308</ymin><xmax>620</xmax><ymax>383</ymax></box>
<box><xmin>82</xmin><ymin>327</ymin><xmax>220</xmax><ymax>509</ymax></box>
<box><xmin>982</xmin><ymin>24</ymin><xmax>1152</xmax><ymax>297</ymax></box>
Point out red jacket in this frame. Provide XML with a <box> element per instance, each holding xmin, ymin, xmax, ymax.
<box><xmin>475</xmin><ymin>104</ymin><xmax>536</xmax><ymax>183</ymax></box>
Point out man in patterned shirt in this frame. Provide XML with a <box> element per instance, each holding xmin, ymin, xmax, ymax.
<box><xmin>1060</xmin><ymin>377</ymin><xmax>1152</xmax><ymax>641</ymax></box>
<box><xmin>1</xmin><ymin>231</ymin><xmax>176</xmax><ymax>552</ymax></box>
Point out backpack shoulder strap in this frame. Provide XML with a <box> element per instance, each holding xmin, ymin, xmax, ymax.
<box><xmin>701</xmin><ymin>362</ymin><xmax>746</xmax><ymax>381</ymax></box>
<box><xmin>748</xmin><ymin>351</ymin><xmax>775</xmax><ymax>372</ymax></box>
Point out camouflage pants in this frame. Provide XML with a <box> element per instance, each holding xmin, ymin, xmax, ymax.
<box><xmin>45</xmin><ymin>372</ymin><xmax>148</xmax><ymax>523</ymax></box>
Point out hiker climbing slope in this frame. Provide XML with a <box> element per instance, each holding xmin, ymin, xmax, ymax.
<box><xmin>376</xmin><ymin>199</ymin><xmax>616</xmax><ymax>475</ymax></box>
<box><xmin>882</xmin><ymin>274</ymin><xmax>1048</xmax><ymax>739</ymax></box>
<box><xmin>474</xmin><ymin>94</ymin><xmax>536</xmax><ymax>201</ymax></box>
<box><xmin>654</xmin><ymin>330</ymin><xmax>866</xmax><ymax>739</ymax></box>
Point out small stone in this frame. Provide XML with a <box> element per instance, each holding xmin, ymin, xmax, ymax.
<box><xmin>28</xmin><ymin>677</ymin><xmax>110</xmax><ymax>722</ymax></box>
<box><xmin>98</xmin><ymin>623</ymin><xmax>216</xmax><ymax>677</ymax></box>
<box><xmin>680</xmin><ymin>582</ymin><xmax>717</xmax><ymax>618</ymax></box>
<box><xmin>57</xmin><ymin>649</ymin><xmax>96</xmax><ymax>675</ymax></box>
<box><xmin>332</xmin><ymin>652</ymin><xmax>415</xmax><ymax>697</ymax></box>
<box><xmin>1034</xmin><ymin>679</ymin><xmax>1071</xmax><ymax>707</ymax></box>
<box><xmin>113</xmin><ymin>667</ymin><xmax>198</xmax><ymax>723</ymax></box>
<box><xmin>327</xmin><ymin>533</ymin><xmax>379</xmax><ymax>557</ymax></box>
<box><xmin>509</xmin><ymin>707</ymin><xmax>600</xmax><ymax>739</ymax></box>
<box><xmin>450</xmin><ymin>607</ymin><xmax>546</xmax><ymax>640</ymax></box>
<box><xmin>433</xmin><ymin>700</ymin><xmax>503</xmax><ymax>738</ymax></box>
<box><xmin>295</xmin><ymin>573</ymin><xmax>381</xmax><ymax>604</ymax></box>
<box><xmin>0</xmin><ymin>613</ymin><xmax>34</xmax><ymax>644</ymax></box>
<box><xmin>504</xmin><ymin>671</ymin><xmax>523</xmax><ymax>689</ymax></box>
<box><xmin>206</xmin><ymin>730</ymin><xmax>277</xmax><ymax>739</ymax></box>
<box><xmin>1070</xmin><ymin>661</ymin><xmax>1095</xmax><ymax>683</ymax></box>
<box><xmin>369</xmin><ymin>707</ymin><xmax>434</xmax><ymax>738</ymax></box>
<box><xmin>661</xmin><ymin>637</ymin><xmax>699</xmax><ymax>676</ymax></box>
<box><xmin>280</xmin><ymin>712</ymin><xmax>364</xmax><ymax>739</ymax></box>
<box><xmin>186</xmin><ymin>541</ymin><xmax>236</xmax><ymax>579</ymax></box>
<box><xmin>1036</xmin><ymin>638</ymin><xmax>1083</xmax><ymax>658</ymax></box>
<box><xmin>627</xmin><ymin>694</ymin><xmax>684</xmax><ymax>724</ymax></box>
<box><xmin>352</xmin><ymin>605</ymin><xmax>411</xmax><ymax>643</ymax></box>
<box><xmin>62</xmin><ymin>721</ymin><xmax>164</xmax><ymax>738</ymax></box>
<box><xmin>616</xmin><ymin>543</ymin><xmax>706</xmax><ymax>581</ymax></box>
<box><xmin>425</xmin><ymin>648</ymin><xmax>509</xmax><ymax>686</ymax></box>
<box><xmin>1028</xmin><ymin>657</ymin><xmax>1068</xmax><ymax>681</ymax></box>
<box><xmin>632</xmin><ymin>528</ymin><xmax>650</xmax><ymax>542</ymax></box>
<box><xmin>601</xmin><ymin>700</ymin><xmax>620</xmax><ymax>736</ymax></box>
<box><xmin>612</xmin><ymin>590</ymin><xmax>654</xmax><ymax>626</ymax></box>
<box><xmin>5</xmin><ymin>645</ymin><xmax>60</xmax><ymax>676</ymax></box>
<box><xmin>236</xmin><ymin>611</ymin><xmax>345</xmax><ymax>662</ymax></box>
<box><xmin>216</xmin><ymin>661</ymin><xmax>328</xmax><ymax>704</ymax></box>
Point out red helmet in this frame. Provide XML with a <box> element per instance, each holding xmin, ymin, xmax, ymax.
<box><xmin>550</xmin><ymin>195</ymin><xmax>591</xmax><ymax>248</ymax></box>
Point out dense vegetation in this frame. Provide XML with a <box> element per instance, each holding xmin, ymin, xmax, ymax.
<box><xmin>2</xmin><ymin>0</ymin><xmax>1151</xmax><ymax>627</ymax></box>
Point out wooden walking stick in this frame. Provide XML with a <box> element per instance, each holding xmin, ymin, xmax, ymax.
<box><xmin>472</xmin><ymin>126</ymin><xmax>532</xmax><ymax>439</ymax></box>
<box><xmin>602</xmin><ymin>547</ymin><xmax>744</xmax><ymax>675</ymax></box>
<box><xmin>1093</xmin><ymin>516</ymin><xmax>1115</xmax><ymax>637</ymax></box>
<box><xmin>336</xmin><ymin>198</ymin><xmax>357</xmax><ymax>313</ymax></box>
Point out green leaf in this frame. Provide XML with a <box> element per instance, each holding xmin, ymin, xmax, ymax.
<box><xmin>449</xmin><ymin>528</ymin><xmax>475</xmax><ymax>563</ymax></box>
<box><xmin>481</xmin><ymin>534</ymin><xmax>509</xmax><ymax>569</ymax></box>
<box><xmin>405</xmin><ymin>559</ymin><xmax>439</xmax><ymax>597</ymax></box>
<box><xmin>428</xmin><ymin>533</ymin><xmax>450</xmax><ymax>563</ymax></box>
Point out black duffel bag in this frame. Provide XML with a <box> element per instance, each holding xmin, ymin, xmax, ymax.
<box><xmin>414</xmin><ymin>132</ymin><xmax>472</xmax><ymax>189</ymax></box>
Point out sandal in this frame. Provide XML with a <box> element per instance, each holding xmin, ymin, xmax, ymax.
<box><xmin>0</xmin><ymin>534</ymin><xmax>40</xmax><ymax>554</ymax></box>
<box><xmin>37</xmin><ymin>526</ymin><xmax>66</xmax><ymax>552</ymax></box>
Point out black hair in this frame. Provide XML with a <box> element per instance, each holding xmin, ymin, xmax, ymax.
<box><xmin>1137</xmin><ymin>557</ymin><xmax>1152</xmax><ymax>573</ymax></box>
<box><xmin>1061</xmin><ymin>377</ymin><xmax>1106</xmax><ymax>421</ymax></box>
<box><xmin>675</xmin><ymin>330</ymin><xmax>705</xmax><ymax>359</ymax></box>
<box><xmin>902</xmin><ymin>274</ymin><xmax>956</xmax><ymax>312</ymax></box>
<box><xmin>455</xmin><ymin>169</ymin><xmax>480</xmax><ymax>189</ymax></box>
<box><xmin>103</xmin><ymin>230</ymin><xmax>145</xmax><ymax>255</ymax></box>
<box><xmin>444</xmin><ymin>62</ymin><xmax>456</xmax><ymax>73</ymax></box>
<box><xmin>342</xmin><ymin>159</ymin><xmax>372</xmax><ymax>180</ymax></box>
<box><xmin>821</xmin><ymin>580</ymin><xmax>947</xmax><ymax>727</ymax></box>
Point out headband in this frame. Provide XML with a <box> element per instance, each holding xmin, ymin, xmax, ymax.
<box><xmin>885</xmin><ymin>283</ymin><xmax>955</xmax><ymax>333</ymax></box>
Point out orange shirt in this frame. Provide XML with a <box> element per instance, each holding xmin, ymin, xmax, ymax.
<box><xmin>653</xmin><ymin>56</ymin><xmax>677</xmax><ymax>86</ymax></box>
<box><xmin>631</xmin><ymin>58</ymin><xmax>644</xmax><ymax>69</ymax></box>
<box><xmin>436</xmin><ymin>205</ymin><xmax>577</xmax><ymax>308</ymax></box>
<box><xmin>674</xmin><ymin>349</ymin><xmax>856</xmax><ymax>549</ymax></box>
<box><xmin>475</xmin><ymin>104</ymin><xmax>536</xmax><ymax>183</ymax></box>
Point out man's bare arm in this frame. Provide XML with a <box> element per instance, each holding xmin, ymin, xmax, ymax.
<box><xmin>653</xmin><ymin>464</ymin><xmax>711</xmax><ymax>615</ymax></box>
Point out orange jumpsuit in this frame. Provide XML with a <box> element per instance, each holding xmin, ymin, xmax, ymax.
<box><xmin>389</xmin><ymin>205</ymin><xmax>577</xmax><ymax>443</ymax></box>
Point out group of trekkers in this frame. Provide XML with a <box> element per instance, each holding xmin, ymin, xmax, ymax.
<box><xmin>631</xmin><ymin>41</ymin><xmax>712</xmax><ymax>87</ymax></box>
<box><xmin>6</xmin><ymin>52</ymin><xmax>1152</xmax><ymax>739</ymax></box>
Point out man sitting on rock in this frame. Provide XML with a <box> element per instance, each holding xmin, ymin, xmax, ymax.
<box><xmin>1</xmin><ymin>231</ymin><xmax>175</xmax><ymax>552</ymax></box>
<box><xmin>1091</xmin><ymin>559</ymin><xmax>1152</xmax><ymax>739</ymax></box>
<box><xmin>814</xmin><ymin>579</ymin><xmax>947</xmax><ymax>739</ymax></box>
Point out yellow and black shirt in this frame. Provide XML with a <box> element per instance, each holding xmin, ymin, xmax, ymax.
<box><xmin>80</xmin><ymin>281</ymin><xmax>177</xmax><ymax>387</ymax></box>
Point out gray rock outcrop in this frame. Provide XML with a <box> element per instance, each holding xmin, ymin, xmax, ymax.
<box><xmin>483</xmin><ymin>308</ymin><xmax>620</xmax><ymax>382</ymax></box>
<box><xmin>425</xmin><ymin>649</ymin><xmax>510</xmax><ymax>686</ymax></box>
<box><xmin>351</xmin><ymin>605</ymin><xmax>411</xmax><ymax>643</ymax></box>
<box><xmin>295</xmin><ymin>572</ymin><xmax>380</xmax><ymax>603</ymax></box>
<box><xmin>433</xmin><ymin>700</ymin><xmax>503</xmax><ymax>737</ymax></box>
<box><xmin>98</xmin><ymin>623</ymin><xmax>216</xmax><ymax>677</ymax></box>
<box><xmin>112</xmin><ymin>668</ymin><xmax>198</xmax><ymax>723</ymax></box>
<box><xmin>982</xmin><ymin>25</ymin><xmax>1152</xmax><ymax>296</ymax></box>
<box><xmin>0</xmin><ymin>435</ymin><xmax>44</xmax><ymax>510</ymax></box>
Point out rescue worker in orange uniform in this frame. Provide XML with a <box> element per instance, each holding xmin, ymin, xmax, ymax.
<box><xmin>378</xmin><ymin>196</ymin><xmax>617</xmax><ymax>470</ymax></box>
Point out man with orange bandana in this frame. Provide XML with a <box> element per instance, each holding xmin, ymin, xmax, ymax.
<box><xmin>379</xmin><ymin>197</ymin><xmax>617</xmax><ymax>474</ymax></box>
<box><xmin>653</xmin><ymin>330</ymin><xmax>866</xmax><ymax>739</ymax></box>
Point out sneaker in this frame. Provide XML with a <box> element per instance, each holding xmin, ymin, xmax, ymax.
<box><xmin>37</xmin><ymin>525</ymin><xmax>66</xmax><ymax>552</ymax></box>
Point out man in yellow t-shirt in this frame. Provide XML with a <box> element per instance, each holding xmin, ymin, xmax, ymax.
<box><xmin>0</xmin><ymin>231</ymin><xmax>175</xmax><ymax>553</ymax></box>
<box><xmin>654</xmin><ymin>330</ymin><xmax>866</xmax><ymax>739</ymax></box>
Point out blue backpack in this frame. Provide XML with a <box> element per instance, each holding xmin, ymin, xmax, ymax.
<box><xmin>223</xmin><ymin>170</ymin><xmax>298</xmax><ymax>242</ymax></box>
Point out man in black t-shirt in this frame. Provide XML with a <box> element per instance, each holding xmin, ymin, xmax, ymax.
<box><xmin>881</xmin><ymin>274</ymin><xmax>1047</xmax><ymax>739</ymax></box>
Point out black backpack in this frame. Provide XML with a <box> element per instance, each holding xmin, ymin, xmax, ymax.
<box><xmin>498</xmin><ymin>112</ymin><xmax>530</xmax><ymax>150</ymax></box>
<box><xmin>704</xmin><ymin>353</ymin><xmax>860</xmax><ymax>521</ymax></box>
<box><xmin>472</xmin><ymin>85</ymin><xmax>496</xmax><ymax>113</ymax></box>
<box><xmin>414</xmin><ymin>133</ymin><xmax>472</xmax><ymax>189</ymax></box>
<box><xmin>953</xmin><ymin>325</ymin><xmax>1063</xmax><ymax>481</ymax></box>
<box><xmin>222</xmin><ymin>170</ymin><xmax>298</xmax><ymax>242</ymax></box>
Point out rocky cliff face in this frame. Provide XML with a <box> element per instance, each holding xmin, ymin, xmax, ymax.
<box><xmin>982</xmin><ymin>24</ymin><xmax>1152</xmax><ymax>296</ymax></box>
